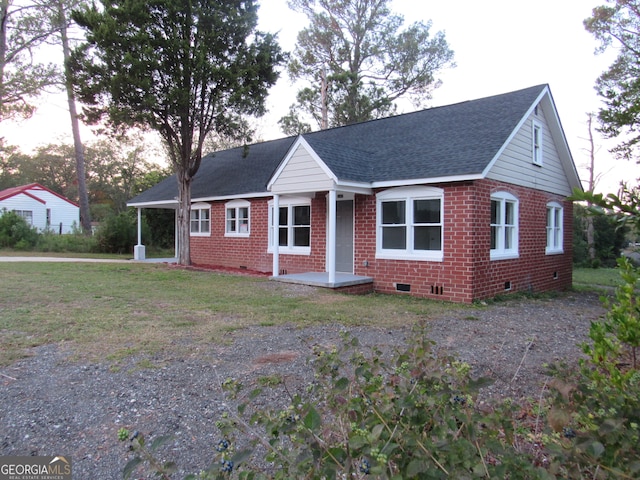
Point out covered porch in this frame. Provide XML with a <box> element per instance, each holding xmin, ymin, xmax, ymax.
<box><xmin>268</xmin><ymin>136</ymin><xmax>375</xmax><ymax>291</ymax></box>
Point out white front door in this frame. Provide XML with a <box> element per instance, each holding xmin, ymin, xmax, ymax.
<box><xmin>335</xmin><ymin>200</ymin><xmax>354</xmax><ymax>273</ymax></box>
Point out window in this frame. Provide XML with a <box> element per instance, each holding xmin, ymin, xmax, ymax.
<box><xmin>225</xmin><ymin>200</ymin><xmax>250</xmax><ymax>236</ymax></box>
<box><xmin>13</xmin><ymin>210</ymin><xmax>33</xmax><ymax>225</ymax></box>
<box><xmin>532</xmin><ymin>121</ymin><xmax>543</xmax><ymax>166</ymax></box>
<box><xmin>376</xmin><ymin>186</ymin><xmax>443</xmax><ymax>261</ymax></box>
<box><xmin>490</xmin><ymin>192</ymin><xmax>518</xmax><ymax>260</ymax></box>
<box><xmin>190</xmin><ymin>203</ymin><xmax>210</xmax><ymax>235</ymax></box>
<box><xmin>546</xmin><ymin>202</ymin><xmax>563</xmax><ymax>254</ymax></box>
<box><xmin>269</xmin><ymin>197</ymin><xmax>311</xmax><ymax>254</ymax></box>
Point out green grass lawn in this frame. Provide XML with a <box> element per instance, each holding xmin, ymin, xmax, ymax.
<box><xmin>572</xmin><ymin>266</ymin><xmax>624</xmax><ymax>289</ymax></box>
<box><xmin>0</xmin><ymin>262</ymin><xmax>463</xmax><ymax>366</ymax></box>
<box><xmin>0</xmin><ymin>258</ymin><xmax>628</xmax><ymax>367</ymax></box>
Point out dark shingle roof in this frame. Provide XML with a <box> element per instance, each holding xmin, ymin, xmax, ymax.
<box><xmin>302</xmin><ymin>84</ymin><xmax>545</xmax><ymax>182</ymax></box>
<box><xmin>129</xmin><ymin>136</ymin><xmax>296</xmax><ymax>205</ymax></box>
<box><xmin>129</xmin><ymin>85</ymin><xmax>546</xmax><ymax>205</ymax></box>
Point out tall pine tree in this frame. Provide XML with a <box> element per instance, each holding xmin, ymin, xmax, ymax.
<box><xmin>279</xmin><ymin>0</ymin><xmax>454</xmax><ymax>134</ymax></box>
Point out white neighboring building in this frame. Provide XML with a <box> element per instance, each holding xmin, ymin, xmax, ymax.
<box><xmin>0</xmin><ymin>183</ymin><xmax>80</xmax><ymax>234</ymax></box>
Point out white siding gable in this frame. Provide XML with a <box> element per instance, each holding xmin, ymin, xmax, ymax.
<box><xmin>269</xmin><ymin>139</ymin><xmax>336</xmax><ymax>194</ymax></box>
<box><xmin>486</xmin><ymin>103</ymin><xmax>573</xmax><ymax>196</ymax></box>
<box><xmin>33</xmin><ymin>189</ymin><xmax>79</xmax><ymax>233</ymax></box>
<box><xmin>0</xmin><ymin>194</ymin><xmax>46</xmax><ymax>228</ymax></box>
<box><xmin>0</xmin><ymin>187</ymin><xmax>79</xmax><ymax>233</ymax></box>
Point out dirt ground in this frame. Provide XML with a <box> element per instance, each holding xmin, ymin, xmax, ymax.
<box><xmin>0</xmin><ymin>288</ymin><xmax>606</xmax><ymax>479</ymax></box>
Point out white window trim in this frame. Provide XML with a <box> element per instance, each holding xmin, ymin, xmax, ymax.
<box><xmin>546</xmin><ymin>201</ymin><xmax>564</xmax><ymax>255</ymax></box>
<box><xmin>225</xmin><ymin>199</ymin><xmax>251</xmax><ymax>237</ymax></box>
<box><xmin>13</xmin><ymin>210</ymin><xmax>33</xmax><ymax>225</ymax></box>
<box><xmin>532</xmin><ymin>120</ymin><xmax>543</xmax><ymax>166</ymax></box>
<box><xmin>268</xmin><ymin>196</ymin><xmax>311</xmax><ymax>255</ymax></box>
<box><xmin>490</xmin><ymin>192</ymin><xmax>519</xmax><ymax>261</ymax></box>
<box><xmin>376</xmin><ymin>186</ymin><xmax>444</xmax><ymax>262</ymax></box>
<box><xmin>190</xmin><ymin>202</ymin><xmax>211</xmax><ymax>237</ymax></box>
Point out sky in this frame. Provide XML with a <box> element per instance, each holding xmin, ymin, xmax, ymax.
<box><xmin>3</xmin><ymin>0</ymin><xmax>640</xmax><ymax>194</ymax></box>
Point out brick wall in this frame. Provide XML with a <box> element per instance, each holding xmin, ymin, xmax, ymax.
<box><xmin>190</xmin><ymin>195</ymin><xmax>329</xmax><ymax>275</ymax></box>
<box><xmin>189</xmin><ymin>180</ymin><xmax>573</xmax><ymax>303</ymax></box>
<box><xmin>471</xmin><ymin>180</ymin><xmax>573</xmax><ymax>300</ymax></box>
<box><xmin>353</xmin><ymin>180</ymin><xmax>572</xmax><ymax>303</ymax></box>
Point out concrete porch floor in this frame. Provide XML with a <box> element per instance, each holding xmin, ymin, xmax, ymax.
<box><xmin>271</xmin><ymin>271</ymin><xmax>374</xmax><ymax>289</ymax></box>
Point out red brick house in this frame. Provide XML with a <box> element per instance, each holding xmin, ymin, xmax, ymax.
<box><xmin>129</xmin><ymin>85</ymin><xmax>581</xmax><ymax>303</ymax></box>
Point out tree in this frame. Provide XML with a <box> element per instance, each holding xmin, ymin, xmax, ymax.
<box><xmin>0</xmin><ymin>137</ymin><xmax>165</xmax><ymax>220</ymax></box>
<box><xmin>574</xmin><ymin>184</ymin><xmax>640</xmax><ymax>232</ymax></box>
<box><xmin>279</xmin><ymin>0</ymin><xmax>454</xmax><ymax>134</ymax></box>
<box><xmin>585</xmin><ymin>113</ymin><xmax>599</xmax><ymax>262</ymax></box>
<box><xmin>1</xmin><ymin>0</ymin><xmax>93</xmax><ymax>232</ymax></box>
<box><xmin>573</xmin><ymin>203</ymin><xmax>629</xmax><ymax>267</ymax></box>
<box><xmin>70</xmin><ymin>0</ymin><xmax>284</xmax><ymax>265</ymax></box>
<box><xmin>85</xmin><ymin>135</ymin><xmax>160</xmax><ymax>216</ymax></box>
<box><xmin>0</xmin><ymin>0</ymin><xmax>59</xmax><ymax>125</ymax></box>
<box><xmin>14</xmin><ymin>143</ymin><xmax>78</xmax><ymax>197</ymax></box>
<box><xmin>585</xmin><ymin>0</ymin><xmax>640</xmax><ymax>162</ymax></box>
<box><xmin>49</xmin><ymin>0</ymin><xmax>92</xmax><ymax>234</ymax></box>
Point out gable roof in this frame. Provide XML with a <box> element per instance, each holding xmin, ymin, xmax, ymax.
<box><xmin>0</xmin><ymin>183</ymin><xmax>79</xmax><ymax>207</ymax></box>
<box><xmin>129</xmin><ymin>84</ymin><xmax>578</xmax><ymax>207</ymax></box>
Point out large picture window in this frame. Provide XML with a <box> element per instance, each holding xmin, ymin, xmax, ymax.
<box><xmin>490</xmin><ymin>192</ymin><xmax>518</xmax><ymax>260</ymax></box>
<box><xmin>546</xmin><ymin>202</ymin><xmax>563</xmax><ymax>254</ymax></box>
<box><xmin>190</xmin><ymin>203</ymin><xmax>210</xmax><ymax>235</ymax></box>
<box><xmin>376</xmin><ymin>186</ymin><xmax>443</xmax><ymax>261</ymax></box>
<box><xmin>269</xmin><ymin>197</ymin><xmax>311</xmax><ymax>254</ymax></box>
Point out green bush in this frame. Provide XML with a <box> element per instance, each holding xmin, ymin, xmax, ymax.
<box><xmin>95</xmin><ymin>212</ymin><xmax>142</xmax><ymax>254</ymax></box>
<box><xmin>118</xmin><ymin>261</ymin><xmax>640</xmax><ymax>479</ymax></box>
<box><xmin>573</xmin><ymin>205</ymin><xmax>629</xmax><ymax>268</ymax></box>
<box><xmin>546</xmin><ymin>257</ymin><xmax>640</xmax><ymax>478</ymax></box>
<box><xmin>121</xmin><ymin>326</ymin><xmax>550</xmax><ymax>479</ymax></box>
<box><xmin>36</xmin><ymin>231</ymin><xmax>99</xmax><ymax>253</ymax></box>
<box><xmin>0</xmin><ymin>209</ymin><xmax>38</xmax><ymax>249</ymax></box>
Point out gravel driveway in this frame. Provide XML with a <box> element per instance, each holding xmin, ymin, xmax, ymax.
<box><xmin>0</xmin><ymin>288</ymin><xmax>606</xmax><ymax>479</ymax></box>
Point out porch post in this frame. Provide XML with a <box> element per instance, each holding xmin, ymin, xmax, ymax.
<box><xmin>272</xmin><ymin>194</ymin><xmax>280</xmax><ymax>277</ymax></box>
<box><xmin>134</xmin><ymin>207</ymin><xmax>146</xmax><ymax>260</ymax></box>
<box><xmin>328</xmin><ymin>189</ymin><xmax>337</xmax><ymax>284</ymax></box>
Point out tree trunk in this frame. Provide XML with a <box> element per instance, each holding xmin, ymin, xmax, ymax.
<box><xmin>57</xmin><ymin>1</ymin><xmax>91</xmax><ymax>234</ymax></box>
<box><xmin>176</xmin><ymin>170</ymin><xmax>191</xmax><ymax>266</ymax></box>
<box><xmin>0</xmin><ymin>0</ymin><xmax>9</xmax><ymax>119</ymax></box>
<box><xmin>587</xmin><ymin>216</ymin><xmax>596</xmax><ymax>262</ymax></box>
<box><xmin>320</xmin><ymin>66</ymin><xmax>328</xmax><ymax>130</ymax></box>
<box><xmin>586</xmin><ymin>113</ymin><xmax>599</xmax><ymax>262</ymax></box>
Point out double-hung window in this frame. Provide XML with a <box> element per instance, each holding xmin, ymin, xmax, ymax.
<box><xmin>269</xmin><ymin>197</ymin><xmax>311</xmax><ymax>254</ymax></box>
<box><xmin>532</xmin><ymin>120</ymin><xmax>543</xmax><ymax>166</ymax></box>
<box><xmin>225</xmin><ymin>200</ymin><xmax>250</xmax><ymax>237</ymax></box>
<box><xmin>546</xmin><ymin>202</ymin><xmax>563</xmax><ymax>254</ymax></box>
<box><xmin>490</xmin><ymin>192</ymin><xmax>518</xmax><ymax>260</ymax></box>
<box><xmin>13</xmin><ymin>210</ymin><xmax>33</xmax><ymax>225</ymax></box>
<box><xmin>190</xmin><ymin>203</ymin><xmax>210</xmax><ymax>236</ymax></box>
<box><xmin>376</xmin><ymin>186</ymin><xmax>444</xmax><ymax>261</ymax></box>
